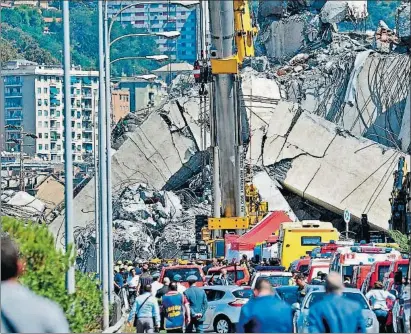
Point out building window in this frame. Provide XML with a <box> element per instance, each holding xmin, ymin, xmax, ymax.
<box><xmin>38</xmin><ymin>133</ymin><xmax>42</xmax><ymax>139</ymax></box>
<box><xmin>38</xmin><ymin>144</ymin><xmax>43</xmax><ymax>150</ymax></box>
<box><xmin>45</xmin><ymin>144</ymin><xmax>49</xmax><ymax>150</ymax></box>
<box><xmin>38</xmin><ymin>99</ymin><xmax>42</xmax><ymax>106</ymax></box>
<box><xmin>37</xmin><ymin>88</ymin><xmax>41</xmax><ymax>94</ymax></box>
<box><xmin>77</xmin><ymin>134</ymin><xmax>81</xmax><ymax>139</ymax></box>
<box><xmin>56</xmin><ymin>122</ymin><xmax>61</xmax><ymax>128</ymax></box>
<box><xmin>44</xmin><ymin>88</ymin><xmax>48</xmax><ymax>94</ymax></box>
<box><xmin>38</xmin><ymin>110</ymin><xmax>42</xmax><ymax>116</ymax></box>
<box><xmin>56</xmin><ymin>111</ymin><xmax>61</xmax><ymax>117</ymax></box>
<box><xmin>44</xmin><ymin>121</ymin><xmax>49</xmax><ymax>128</ymax></box>
<box><xmin>76</xmin><ymin>89</ymin><xmax>80</xmax><ymax>95</ymax></box>
<box><xmin>45</xmin><ymin>133</ymin><xmax>49</xmax><ymax>139</ymax></box>
<box><xmin>44</xmin><ymin>110</ymin><xmax>48</xmax><ymax>116</ymax></box>
<box><xmin>77</xmin><ymin>112</ymin><xmax>81</xmax><ymax>119</ymax></box>
<box><xmin>77</xmin><ymin>123</ymin><xmax>81</xmax><ymax>129</ymax></box>
<box><xmin>38</xmin><ymin>121</ymin><xmax>42</xmax><ymax>127</ymax></box>
<box><xmin>77</xmin><ymin>145</ymin><xmax>81</xmax><ymax>151</ymax></box>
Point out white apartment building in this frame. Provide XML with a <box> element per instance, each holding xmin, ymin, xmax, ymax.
<box><xmin>0</xmin><ymin>59</ymin><xmax>99</xmax><ymax>163</ymax></box>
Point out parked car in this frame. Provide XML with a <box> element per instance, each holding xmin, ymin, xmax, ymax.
<box><xmin>293</xmin><ymin>286</ymin><xmax>379</xmax><ymax>333</ymax></box>
<box><xmin>274</xmin><ymin>286</ymin><xmax>300</xmax><ymax>306</ymax></box>
<box><xmin>201</xmin><ymin>285</ymin><xmax>253</xmax><ymax>333</ymax></box>
<box><xmin>159</xmin><ymin>265</ymin><xmax>205</xmax><ymax>288</ymax></box>
<box><xmin>250</xmin><ymin>271</ymin><xmax>292</xmax><ymax>289</ymax></box>
<box><xmin>393</xmin><ymin>285</ymin><xmax>410</xmax><ymax>333</ymax></box>
<box><xmin>208</xmin><ymin>265</ymin><xmax>250</xmax><ymax>286</ymax></box>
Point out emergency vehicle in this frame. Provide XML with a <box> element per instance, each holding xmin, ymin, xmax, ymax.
<box><xmin>352</xmin><ymin>265</ymin><xmax>372</xmax><ymax>289</ymax></box>
<box><xmin>278</xmin><ymin>221</ymin><xmax>339</xmax><ymax>269</ymax></box>
<box><xmin>307</xmin><ymin>258</ymin><xmax>331</xmax><ymax>283</ymax></box>
<box><xmin>330</xmin><ymin>246</ymin><xmax>402</xmax><ymax>282</ymax></box>
<box><xmin>382</xmin><ymin>259</ymin><xmax>410</xmax><ymax>290</ymax></box>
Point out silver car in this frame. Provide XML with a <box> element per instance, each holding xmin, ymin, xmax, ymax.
<box><xmin>293</xmin><ymin>287</ymin><xmax>379</xmax><ymax>333</ymax></box>
<box><xmin>201</xmin><ymin>285</ymin><xmax>253</xmax><ymax>333</ymax></box>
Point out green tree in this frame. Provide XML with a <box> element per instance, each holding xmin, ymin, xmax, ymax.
<box><xmin>1</xmin><ymin>216</ymin><xmax>103</xmax><ymax>333</ymax></box>
<box><xmin>0</xmin><ymin>38</ymin><xmax>19</xmax><ymax>63</ymax></box>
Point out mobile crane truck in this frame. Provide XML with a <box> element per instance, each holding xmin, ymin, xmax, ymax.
<box><xmin>196</xmin><ymin>0</ymin><xmax>269</xmax><ymax>259</ymax></box>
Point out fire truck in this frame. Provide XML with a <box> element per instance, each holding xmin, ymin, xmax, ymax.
<box><xmin>330</xmin><ymin>246</ymin><xmax>402</xmax><ymax>281</ymax></box>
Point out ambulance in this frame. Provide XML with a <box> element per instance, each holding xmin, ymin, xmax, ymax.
<box><xmin>330</xmin><ymin>245</ymin><xmax>402</xmax><ymax>282</ymax></box>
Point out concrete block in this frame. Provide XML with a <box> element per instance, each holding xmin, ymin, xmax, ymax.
<box><xmin>262</xmin><ymin>101</ymin><xmax>410</xmax><ymax>230</ymax></box>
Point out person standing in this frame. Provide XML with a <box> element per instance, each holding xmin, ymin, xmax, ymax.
<box><xmin>139</xmin><ymin>263</ymin><xmax>153</xmax><ymax>295</ymax></box>
<box><xmin>127</xmin><ymin>268</ymin><xmax>140</xmax><ymax>306</ymax></box>
<box><xmin>1</xmin><ymin>236</ymin><xmax>70</xmax><ymax>333</ymax></box>
<box><xmin>238</xmin><ymin>278</ymin><xmax>293</xmax><ymax>333</ymax></box>
<box><xmin>127</xmin><ymin>284</ymin><xmax>160</xmax><ymax>333</ymax></box>
<box><xmin>295</xmin><ymin>273</ymin><xmax>308</xmax><ymax>303</ymax></box>
<box><xmin>173</xmin><ymin>274</ymin><xmax>187</xmax><ymax>293</ymax></box>
<box><xmin>114</xmin><ymin>267</ymin><xmax>125</xmax><ymax>294</ymax></box>
<box><xmin>288</xmin><ymin>270</ymin><xmax>298</xmax><ymax>286</ymax></box>
<box><xmin>156</xmin><ymin>277</ymin><xmax>170</xmax><ymax>300</ymax></box>
<box><xmin>151</xmin><ymin>272</ymin><xmax>163</xmax><ymax>298</ymax></box>
<box><xmin>365</xmin><ymin>281</ymin><xmax>396</xmax><ymax>332</ymax></box>
<box><xmin>162</xmin><ymin>282</ymin><xmax>191</xmax><ymax>333</ymax></box>
<box><xmin>219</xmin><ymin>269</ymin><xmax>231</xmax><ymax>286</ymax></box>
<box><xmin>307</xmin><ymin>272</ymin><xmax>366</xmax><ymax>333</ymax></box>
<box><xmin>184</xmin><ymin>275</ymin><xmax>208</xmax><ymax>333</ymax></box>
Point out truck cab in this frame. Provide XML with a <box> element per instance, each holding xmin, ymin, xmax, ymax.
<box><xmin>207</xmin><ymin>265</ymin><xmax>250</xmax><ymax>286</ymax></box>
<box><xmin>361</xmin><ymin>260</ymin><xmax>392</xmax><ymax>293</ymax></box>
<box><xmin>159</xmin><ymin>265</ymin><xmax>205</xmax><ymax>288</ymax></box>
<box><xmin>278</xmin><ymin>221</ymin><xmax>339</xmax><ymax>269</ymax></box>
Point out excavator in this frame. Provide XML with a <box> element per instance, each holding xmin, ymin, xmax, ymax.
<box><xmin>195</xmin><ymin>1</ymin><xmax>269</xmax><ymax>258</ymax></box>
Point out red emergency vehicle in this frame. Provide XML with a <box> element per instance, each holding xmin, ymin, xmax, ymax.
<box><xmin>330</xmin><ymin>246</ymin><xmax>401</xmax><ymax>282</ymax></box>
<box><xmin>352</xmin><ymin>265</ymin><xmax>372</xmax><ymax>289</ymax></box>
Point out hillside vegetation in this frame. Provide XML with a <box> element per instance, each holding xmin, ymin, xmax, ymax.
<box><xmin>1</xmin><ymin>3</ymin><xmax>160</xmax><ymax>76</ymax></box>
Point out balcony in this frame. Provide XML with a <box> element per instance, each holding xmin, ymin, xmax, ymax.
<box><xmin>83</xmin><ymin>127</ymin><xmax>93</xmax><ymax>133</ymax></box>
<box><xmin>5</xmin><ymin>91</ymin><xmax>22</xmax><ymax>97</ymax></box>
<box><xmin>82</xmin><ymin>94</ymin><xmax>93</xmax><ymax>99</ymax></box>
<box><xmin>82</xmin><ymin>78</ymin><xmax>92</xmax><ymax>86</ymax></box>
<box><xmin>83</xmin><ymin>137</ymin><xmax>93</xmax><ymax>143</ymax></box>
<box><xmin>6</xmin><ymin>113</ymin><xmax>22</xmax><ymax>120</ymax></box>
<box><xmin>4</xmin><ymin>77</ymin><xmax>23</xmax><ymax>86</ymax></box>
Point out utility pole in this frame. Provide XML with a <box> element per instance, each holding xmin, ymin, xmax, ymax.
<box><xmin>104</xmin><ymin>1</ymin><xmax>114</xmax><ymax>304</ymax></box>
<box><xmin>93</xmin><ymin>94</ymin><xmax>99</xmax><ymax>277</ymax></box>
<box><xmin>63</xmin><ymin>0</ymin><xmax>75</xmax><ymax>294</ymax></box>
<box><xmin>98</xmin><ymin>1</ymin><xmax>109</xmax><ymax>329</ymax></box>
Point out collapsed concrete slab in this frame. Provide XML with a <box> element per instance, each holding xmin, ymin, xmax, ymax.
<box><xmin>320</xmin><ymin>1</ymin><xmax>367</xmax><ymax>24</ymax></box>
<box><xmin>49</xmin><ymin>108</ymin><xmax>200</xmax><ymax>247</ymax></box>
<box><xmin>399</xmin><ymin>91</ymin><xmax>410</xmax><ymax>153</ymax></box>
<box><xmin>261</xmin><ymin>100</ymin><xmax>410</xmax><ymax>230</ymax></box>
<box><xmin>301</xmin><ymin>52</ymin><xmax>410</xmax><ymax>151</ymax></box>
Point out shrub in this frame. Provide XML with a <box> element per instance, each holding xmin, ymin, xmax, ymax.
<box><xmin>1</xmin><ymin>216</ymin><xmax>102</xmax><ymax>332</ymax></box>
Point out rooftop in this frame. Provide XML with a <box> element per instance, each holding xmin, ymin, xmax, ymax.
<box><xmin>152</xmin><ymin>62</ymin><xmax>194</xmax><ymax>73</ymax></box>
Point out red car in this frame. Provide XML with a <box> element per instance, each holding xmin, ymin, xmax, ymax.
<box><xmin>159</xmin><ymin>265</ymin><xmax>205</xmax><ymax>288</ymax></box>
<box><xmin>207</xmin><ymin>265</ymin><xmax>250</xmax><ymax>286</ymax></box>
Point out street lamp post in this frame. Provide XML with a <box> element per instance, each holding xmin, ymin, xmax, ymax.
<box><xmin>104</xmin><ymin>2</ymin><xmax>185</xmax><ymax>304</ymax></box>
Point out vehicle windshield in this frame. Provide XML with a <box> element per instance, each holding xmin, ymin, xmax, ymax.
<box><xmin>398</xmin><ymin>264</ymin><xmax>409</xmax><ymax>278</ymax></box>
<box><xmin>259</xmin><ymin>275</ymin><xmax>291</xmax><ymax>287</ymax></box>
<box><xmin>275</xmin><ymin>288</ymin><xmax>299</xmax><ymax>305</ymax></box>
<box><xmin>232</xmin><ymin>289</ymin><xmax>253</xmax><ymax>299</ymax></box>
<box><xmin>305</xmin><ymin>292</ymin><xmax>369</xmax><ymax>309</ymax></box>
<box><xmin>378</xmin><ymin>265</ymin><xmax>390</xmax><ymax>281</ymax></box>
<box><xmin>342</xmin><ymin>265</ymin><xmax>354</xmax><ymax>280</ymax></box>
<box><xmin>164</xmin><ymin>268</ymin><xmax>202</xmax><ymax>282</ymax></box>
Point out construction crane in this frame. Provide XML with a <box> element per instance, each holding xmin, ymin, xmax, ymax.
<box><xmin>195</xmin><ymin>1</ymin><xmax>268</xmax><ymax>258</ymax></box>
<box><xmin>389</xmin><ymin>156</ymin><xmax>411</xmax><ymax>235</ymax></box>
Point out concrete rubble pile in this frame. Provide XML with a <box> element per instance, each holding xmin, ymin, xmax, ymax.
<box><xmin>257</xmin><ymin>0</ymin><xmax>368</xmax><ymax>62</ymax></box>
<box><xmin>1</xmin><ymin>190</ymin><xmax>46</xmax><ymax>221</ymax></box>
<box><xmin>257</xmin><ymin>0</ymin><xmax>410</xmax><ymax>154</ymax></box>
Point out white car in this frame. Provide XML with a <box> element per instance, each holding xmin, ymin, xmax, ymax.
<box><xmin>250</xmin><ymin>271</ymin><xmax>292</xmax><ymax>289</ymax></box>
<box><xmin>201</xmin><ymin>285</ymin><xmax>253</xmax><ymax>333</ymax></box>
<box><xmin>393</xmin><ymin>285</ymin><xmax>410</xmax><ymax>333</ymax></box>
<box><xmin>293</xmin><ymin>287</ymin><xmax>379</xmax><ymax>333</ymax></box>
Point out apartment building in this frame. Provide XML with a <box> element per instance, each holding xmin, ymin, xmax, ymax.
<box><xmin>107</xmin><ymin>1</ymin><xmax>198</xmax><ymax>63</ymax></box>
<box><xmin>3</xmin><ymin>1</ymin><xmax>49</xmax><ymax>8</ymax></box>
<box><xmin>118</xmin><ymin>77</ymin><xmax>166</xmax><ymax>113</ymax></box>
<box><xmin>0</xmin><ymin>59</ymin><xmax>99</xmax><ymax>163</ymax></box>
<box><xmin>111</xmin><ymin>88</ymin><xmax>130</xmax><ymax>123</ymax></box>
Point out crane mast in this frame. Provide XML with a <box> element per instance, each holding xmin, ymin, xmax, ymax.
<box><xmin>207</xmin><ymin>1</ymin><xmax>258</xmax><ymax>243</ymax></box>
